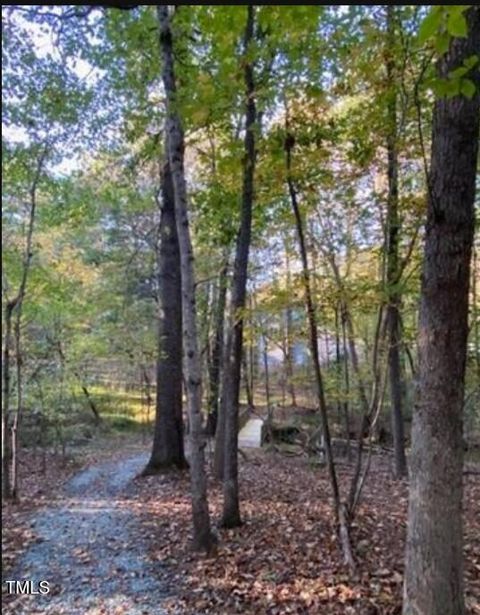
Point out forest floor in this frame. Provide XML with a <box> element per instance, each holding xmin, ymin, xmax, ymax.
<box><xmin>2</xmin><ymin>437</ymin><xmax>174</xmax><ymax>614</ymax></box>
<box><xmin>2</xmin><ymin>436</ymin><xmax>480</xmax><ymax>615</ymax></box>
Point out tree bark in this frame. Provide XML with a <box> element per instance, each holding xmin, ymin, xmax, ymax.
<box><xmin>157</xmin><ymin>5</ymin><xmax>215</xmax><ymax>554</ymax></box>
<box><xmin>336</xmin><ymin>303</ymin><xmax>351</xmax><ymax>459</ymax></box>
<box><xmin>2</xmin><ymin>303</ymin><xmax>14</xmax><ymax>499</ymax></box>
<box><xmin>248</xmin><ymin>294</ymin><xmax>256</xmax><ymax>404</ymax></box>
<box><xmin>242</xmin><ymin>350</ymin><xmax>254</xmax><ymax>408</ymax></box>
<box><xmin>262</xmin><ymin>328</ymin><xmax>272</xmax><ymax>425</ymax></box>
<box><xmin>385</xmin><ymin>5</ymin><xmax>408</xmax><ymax>479</ymax></box>
<box><xmin>206</xmin><ymin>256</ymin><xmax>228</xmax><ymax>437</ymax></box>
<box><xmin>284</xmin><ymin>248</ymin><xmax>297</xmax><ymax>407</ymax></box>
<box><xmin>213</xmin><ymin>331</ymin><xmax>229</xmax><ymax>480</ymax></box>
<box><xmin>403</xmin><ymin>9</ymin><xmax>480</xmax><ymax>613</ymax></box>
<box><xmin>143</xmin><ymin>159</ymin><xmax>187</xmax><ymax>474</ymax></box>
<box><xmin>221</xmin><ymin>5</ymin><xmax>256</xmax><ymax>528</ymax></box>
<box><xmin>472</xmin><ymin>247</ymin><xmax>480</xmax><ymax>380</ymax></box>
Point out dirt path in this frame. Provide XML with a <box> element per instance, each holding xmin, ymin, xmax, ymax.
<box><xmin>6</xmin><ymin>452</ymin><xmax>173</xmax><ymax>614</ymax></box>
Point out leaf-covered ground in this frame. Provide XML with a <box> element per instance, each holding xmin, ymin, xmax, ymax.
<box><xmin>2</xmin><ymin>442</ymin><xmax>479</xmax><ymax>614</ymax></box>
<box><xmin>2</xmin><ymin>450</ymin><xmax>80</xmax><ymax>582</ymax></box>
<box><xmin>133</xmin><ymin>450</ymin><xmax>480</xmax><ymax>615</ymax></box>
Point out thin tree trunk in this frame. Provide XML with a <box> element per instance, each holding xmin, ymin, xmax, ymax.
<box><xmin>2</xmin><ymin>148</ymin><xmax>45</xmax><ymax>500</ymax></box>
<box><xmin>262</xmin><ymin>329</ymin><xmax>273</xmax><ymax>441</ymax></box>
<box><xmin>206</xmin><ymin>256</ymin><xmax>228</xmax><ymax>437</ymax></box>
<box><xmin>80</xmin><ymin>384</ymin><xmax>101</xmax><ymax>423</ymax></box>
<box><xmin>403</xmin><ymin>9</ymin><xmax>480</xmax><ymax>613</ymax></box>
<box><xmin>323</xmin><ymin>249</ymin><xmax>387</xmax><ymax>514</ymax></box>
<box><xmin>336</xmin><ymin>304</ymin><xmax>351</xmax><ymax>459</ymax></box>
<box><xmin>284</xmin><ymin>123</ymin><xmax>340</xmax><ymax>512</ymax></box>
<box><xmin>2</xmin><ymin>304</ymin><xmax>14</xmax><ymax>498</ymax></box>
<box><xmin>262</xmin><ymin>330</ymin><xmax>270</xmax><ymax>406</ymax></box>
<box><xmin>157</xmin><ymin>5</ymin><xmax>215</xmax><ymax>554</ymax></box>
<box><xmin>214</xmin><ymin>330</ymin><xmax>230</xmax><ymax>480</ymax></box>
<box><xmin>280</xmin><ymin>345</ymin><xmax>286</xmax><ymax>406</ymax></box>
<box><xmin>324</xmin><ymin>330</ymin><xmax>331</xmax><ymax>369</ymax></box>
<box><xmin>212</xmin><ymin>267</ymin><xmax>231</xmax><ymax>481</ymax></box>
<box><xmin>473</xmin><ymin>247</ymin><xmax>480</xmax><ymax>380</ymax></box>
<box><xmin>341</xmin><ymin>308</ymin><xmax>352</xmax><ymax>460</ymax></box>
<box><xmin>11</xmin><ymin>304</ymin><xmax>24</xmax><ymax>499</ymax></box>
<box><xmin>142</xmin><ymin>364</ymin><xmax>152</xmax><ymax>427</ymax></box>
<box><xmin>285</xmin><ymin>130</ymin><xmax>357</xmax><ymax>571</ymax></box>
<box><xmin>334</xmin><ymin>307</ymin><xmax>342</xmax><ymax>424</ymax></box>
<box><xmin>242</xmin><ymin>350</ymin><xmax>253</xmax><ymax>408</ymax></box>
<box><xmin>347</xmin><ymin>302</ymin><xmax>388</xmax><ymax>515</ymax></box>
<box><xmin>221</xmin><ymin>5</ymin><xmax>256</xmax><ymax>528</ymax></box>
<box><xmin>385</xmin><ymin>5</ymin><xmax>407</xmax><ymax>479</ymax></box>
<box><xmin>143</xmin><ymin>159</ymin><xmax>187</xmax><ymax>474</ymax></box>
<box><xmin>51</xmin><ymin>337</ymin><xmax>102</xmax><ymax>425</ymax></box>
<box><xmin>248</xmin><ymin>294</ymin><xmax>256</xmax><ymax>405</ymax></box>
<box><xmin>285</xmin><ymin>319</ymin><xmax>296</xmax><ymax>406</ymax></box>
<box><xmin>284</xmin><ymin>249</ymin><xmax>297</xmax><ymax>407</ymax></box>
<box><xmin>201</xmin><ymin>281</ymin><xmax>213</xmax><ymax>410</ymax></box>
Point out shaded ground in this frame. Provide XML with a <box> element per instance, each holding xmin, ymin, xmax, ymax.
<box><xmin>134</xmin><ymin>450</ymin><xmax>480</xmax><ymax>615</ymax></box>
<box><xmin>3</xmin><ymin>450</ymin><xmax>173</xmax><ymax>615</ymax></box>
<box><xmin>3</xmin><ymin>441</ymin><xmax>480</xmax><ymax>614</ymax></box>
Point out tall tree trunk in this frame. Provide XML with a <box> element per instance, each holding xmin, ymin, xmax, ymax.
<box><xmin>340</xmin><ymin>305</ymin><xmax>352</xmax><ymax>460</ymax></box>
<box><xmin>2</xmin><ymin>303</ymin><xmax>14</xmax><ymax>499</ymax></box>
<box><xmin>261</xmin><ymin>330</ymin><xmax>270</xmax><ymax>406</ymax></box>
<box><xmin>285</xmin><ymin>315</ymin><xmax>296</xmax><ymax>406</ymax></box>
<box><xmin>286</xmin><ymin>133</ymin><xmax>356</xmax><ymax>571</ymax></box>
<box><xmin>201</xmin><ymin>281</ymin><xmax>213</xmax><ymax>410</ymax></box>
<box><xmin>248</xmin><ymin>294</ymin><xmax>256</xmax><ymax>405</ymax></box>
<box><xmin>473</xmin><ymin>246</ymin><xmax>480</xmax><ymax>379</ymax></box>
<box><xmin>385</xmin><ymin>5</ymin><xmax>407</xmax><ymax>479</ymax></box>
<box><xmin>157</xmin><ymin>5</ymin><xmax>215</xmax><ymax>554</ymax></box>
<box><xmin>214</xmin><ymin>329</ymin><xmax>230</xmax><ymax>480</ymax></box>
<box><xmin>242</xmin><ymin>350</ymin><xmax>253</xmax><ymax>408</ymax></box>
<box><xmin>221</xmin><ymin>5</ymin><xmax>256</xmax><ymax>528</ymax></box>
<box><xmin>284</xmin><ymin>123</ymin><xmax>342</xmax><ymax>518</ymax></box>
<box><xmin>336</xmin><ymin>304</ymin><xmax>351</xmax><ymax>459</ymax></box>
<box><xmin>284</xmin><ymin>248</ymin><xmax>297</xmax><ymax>407</ymax></box>
<box><xmin>262</xmin><ymin>329</ymin><xmax>272</xmax><ymax>439</ymax></box>
<box><xmin>403</xmin><ymin>9</ymin><xmax>480</xmax><ymax>613</ymax></box>
<box><xmin>143</xmin><ymin>159</ymin><xmax>187</xmax><ymax>474</ymax></box>
<box><xmin>206</xmin><ymin>256</ymin><xmax>228</xmax><ymax>437</ymax></box>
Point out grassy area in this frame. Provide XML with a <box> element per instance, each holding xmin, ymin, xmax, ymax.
<box><xmin>19</xmin><ymin>385</ymin><xmax>154</xmax><ymax>450</ymax></box>
<box><xmin>85</xmin><ymin>385</ymin><xmax>155</xmax><ymax>435</ymax></box>
<box><xmin>74</xmin><ymin>384</ymin><xmax>153</xmax><ymax>425</ymax></box>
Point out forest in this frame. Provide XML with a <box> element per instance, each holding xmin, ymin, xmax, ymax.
<box><xmin>2</xmin><ymin>4</ymin><xmax>480</xmax><ymax>615</ymax></box>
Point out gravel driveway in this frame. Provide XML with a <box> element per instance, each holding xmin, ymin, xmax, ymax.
<box><xmin>7</xmin><ymin>453</ymin><xmax>173</xmax><ymax>614</ymax></box>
